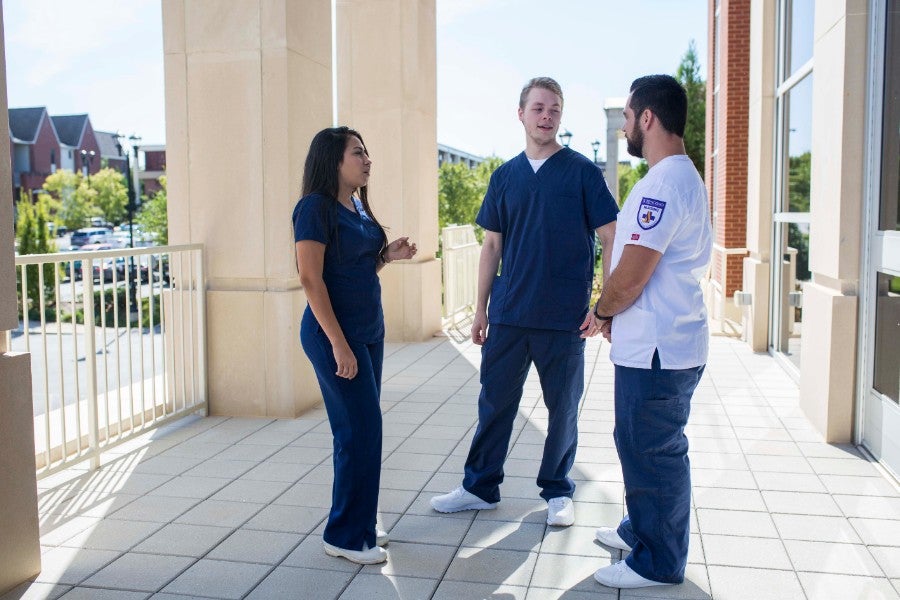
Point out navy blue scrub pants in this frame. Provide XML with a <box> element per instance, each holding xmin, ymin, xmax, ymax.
<box><xmin>463</xmin><ymin>325</ymin><xmax>584</xmax><ymax>503</ymax></box>
<box><xmin>301</xmin><ymin>323</ymin><xmax>383</xmax><ymax>551</ymax></box>
<box><xmin>613</xmin><ymin>350</ymin><xmax>704</xmax><ymax>584</ymax></box>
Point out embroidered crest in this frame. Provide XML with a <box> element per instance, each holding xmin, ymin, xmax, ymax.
<box><xmin>631</xmin><ymin>233</ymin><xmax>640</xmax><ymax>240</ymax></box>
<box><xmin>637</xmin><ymin>197</ymin><xmax>666</xmax><ymax>230</ymax></box>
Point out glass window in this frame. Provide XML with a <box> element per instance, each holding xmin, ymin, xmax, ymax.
<box><xmin>785</xmin><ymin>74</ymin><xmax>813</xmax><ymax>212</ymax></box>
<box><xmin>873</xmin><ymin>273</ymin><xmax>900</xmax><ymax>403</ymax></box>
<box><xmin>880</xmin><ymin>2</ymin><xmax>900</xmax><ymax>231</ymax></box>
<box><xmin>787</xmin><ymin>0</ymin><xmax>815</xmax><ymax>77</ymax></box>
<box><xmin>774</xmin><ymin>222</ymin><xmax>810</xmax><ymax>369</ymax></box>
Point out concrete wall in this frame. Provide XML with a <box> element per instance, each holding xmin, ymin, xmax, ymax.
<box><xmin>743</xmin><ymin>0</ymin><xmax>776</xmax><ymax>352</ymax></box>
<box><xmin>0</xmin><ymin>1</ymin><xmax>42</xmax><ymax>591</ymax></box>
<box><xmin>798</xmin><ymin>0</ymin><xmax>868</xmax><ymax>442</ymax></box>
<box><xmin>162</xmin><ymin>0</ymin><xmax>332</xmax><ymax>416</ymax></box>
<box><xmin>336</xmin><ymin>0</ymin><xmax>442</xmax><ymax>342</ymax></box>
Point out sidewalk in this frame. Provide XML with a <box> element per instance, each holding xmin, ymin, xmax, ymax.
<box><xmin>5</xmin><ymin>335</ymin><xmax>899</xmax><ymax>600</ymax></box>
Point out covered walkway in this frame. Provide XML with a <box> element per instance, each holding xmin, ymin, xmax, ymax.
<box><xmin>6</xmin><ymin>335</ymin><xmax>900</xmax><ymax>600</ymax></box>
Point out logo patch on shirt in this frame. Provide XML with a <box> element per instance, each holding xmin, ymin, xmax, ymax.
<box><xmin>631</xmin><ymin>233</ymin><xmax>640</xmax><ymax>240</ymax></box>
<box><xmin>637</xmin><ymin>197</ymin><xmax>666</xmax><ymax>230</ymax></box>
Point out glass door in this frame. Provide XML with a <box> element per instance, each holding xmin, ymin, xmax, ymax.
<box><xmin>770</xmin><ymin>0</ymin><xmax>814</xmax><ymax>373</ymax></box>
<box><xmin>859</xmin><ymin>0</ymin><xmax>900</xmax><ymax>477</ymax></box>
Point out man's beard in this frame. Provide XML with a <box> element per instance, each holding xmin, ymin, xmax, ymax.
<box><xmin>626</xmin><ymin>126</ymin><xmax>644</xmax><ymax>158</ymax></box>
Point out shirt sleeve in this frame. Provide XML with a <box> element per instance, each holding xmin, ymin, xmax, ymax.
<box><xmin>292</xmin><ymin>194</ymin><xmax>331</xmax><ymax>244</ymax></box>
<box><xmin>623</xmin><ymin>180</ymin><xmax>683</xmax><ymax>254</ymax></box>
<box><xmin>583</xmin><ymin>165</ymin><xmax>619</xmax><ymax>229</ymax></box>
<box><xmin>475</xmin><ymin>170</ymin><xmax>502</xmax><ymax>232</ymax></box>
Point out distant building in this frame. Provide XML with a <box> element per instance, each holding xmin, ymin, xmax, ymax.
<box><xmin>139</xmin><ymin>145</ymin><xmax>166</xmax><ymax>197</ymax></box>
<box><xmin>7</xmin><ymin>107</ymin><xmax>163</xmax><ymax>210</ymax></box>
<box><xmin>94</xmin><ymin>130</ymin><xmax>126</xmax><ymax>174</ymax></box>
<box><xmin>437</xmin><ymin>143</ymin><xmax>483</xmax><ymax>169</ymax></box>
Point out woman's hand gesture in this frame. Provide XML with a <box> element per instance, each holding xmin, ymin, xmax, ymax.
<box><xmin>383</xmin><ymin>237</ymin><xmax>417</xmax><ymax>263</ymax></box>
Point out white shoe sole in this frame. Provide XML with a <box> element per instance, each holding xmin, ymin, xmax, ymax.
<box><xmin>430</xmin><ymin>498</ymin><xmax>497</xmax><ymax>513</ymax></box>
<box><xmin>323</xmin><ymin>542</ymin><xmax>387</xmax><ymax>564</ymax></box>
<box><xmin>595</xmin><ymin>528</ymin><xmax>632</xmax><ymax>551</ymax></box>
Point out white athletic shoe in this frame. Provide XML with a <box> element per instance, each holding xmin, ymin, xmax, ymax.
<box><xmin>323</xmin><ymin>541</ymin><xmax>387</xmax><ymax>565</ymax></box>
<box><xmin>594</xmin><ymin>560</ymin><xmax>668</xmax><ymax>589</ymax></box>
<box><xmin>376</xmin><ymin>527</ymin><xmax>389</xmax><ymax>547</ymax></box>
<box><xmin>546</xmin><ymin>496</ymin><xmax>575</xmax><ymax>526</ymax></box>
<box><xmin>594</xmin><ymin>526</ymin><xmax>632</xmax><ymax>551</ymax></box>
<box><xmin>430</xmin><ymin>486</ymin><xmax>498</xmax><ymax>513</ymax></box>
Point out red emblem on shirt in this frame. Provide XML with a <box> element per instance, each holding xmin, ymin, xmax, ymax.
<box><xmin>631</xmin><ymin>233</ymin><xmax>640</xmax><ymax>240</ymax></box>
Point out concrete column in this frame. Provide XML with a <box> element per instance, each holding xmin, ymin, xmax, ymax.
<box><xmin>0</xmin><ymin>2</ymin><xmax>42</xmax><ymax>592</ymax></box>
<box><xmin>799</xmin><ymin>1</ymin><xmax>868</xmax><ymax>442</ymax></box>
<box><xmin>162</xmin><ymin>0</ymin><xmax>332</xmax><ymax>416</ymax></box>
<box><xmin>335</xmin><ymin>0</ymin><xmax>442</xmax><ymax>341</ymax></box>
<box><xmin>743</xmin><ymin>0</ymin><xmax>776</xmax><ymax>352</ymax></box>
<box><xmin>603</xmin><ymin>101</ymin><xmax>625</xmax><ymax>202</ymax></box>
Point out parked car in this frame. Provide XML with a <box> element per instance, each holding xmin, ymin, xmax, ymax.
<box><xmin>70</xmin><ymin>227</ymin><xmax>111</xmax><ymax>247</ymax></box>
<box><xmin>62</xmin><ymin>243</ymin><xmax>112</xmax><ymax>281</ymax></box>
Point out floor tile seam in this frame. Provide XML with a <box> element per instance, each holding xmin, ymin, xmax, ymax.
<box><xmin>424</xmin><ymin>514</ymin><xmax>481</xmax><ymax>600</ymax></box>
<box><xmin>86</xmin><ymin>548</ymin><xmax>201</xmax><ymax>595</ymax></box>
<box><xmin>378</xmin><ymin>345</ymin><xmax>477</xmax><ymax>474</ymax></box>
<box><xmin>37</xmin><ymin>547</ymin><xmax>125</xmax><ymax>588</ymax></box>
<box><xmin>381</xmin><ymin>338</ymin><xmax>460</xmax><ymax>390</ymax></box>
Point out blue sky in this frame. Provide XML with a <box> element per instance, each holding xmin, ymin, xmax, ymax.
<box><xmin>4</xmin><ymin>0</ymin><xmax>707</xmax><ymax>160</ymax></box>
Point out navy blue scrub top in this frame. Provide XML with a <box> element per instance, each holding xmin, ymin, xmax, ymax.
<box><xmin>292</xmin><ymin>193</ymin><xmax>385</xmax><ymax>344</ymax></box>
<box><xmin>476</xmin><ymin>147</ymin><xmax>618</xmax><ymax>332</ymax></box>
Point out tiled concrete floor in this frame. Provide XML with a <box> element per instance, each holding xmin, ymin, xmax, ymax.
<box><xmin>5</xmin><ymin>335</ymin><xmax>900</xmax><ymax>600</ymax></box>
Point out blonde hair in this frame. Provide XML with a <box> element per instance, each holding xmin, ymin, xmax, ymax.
<box><xmin>519</xmin><ymin>77</ymin><xmax>564</xmax><ymax>109</ymax></box>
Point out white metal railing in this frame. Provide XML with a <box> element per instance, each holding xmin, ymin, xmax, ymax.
<box><xmin>7</xmin><ymin>244</ymin><xmax>207</xmax><ymax>478</ymax></box>
<box><xmin>441</xmin><ymin>225</ymin><xmax>480</xmax><ymax>326</ymax></box>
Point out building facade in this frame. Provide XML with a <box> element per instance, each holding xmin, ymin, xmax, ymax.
<box><xmin>710</xmin><ymin>0</ymin><xmax>899</xmax><ymax>476</ymax></box>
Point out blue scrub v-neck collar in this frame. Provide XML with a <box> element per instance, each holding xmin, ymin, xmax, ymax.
<box><xmin>519</xmin><ymin>146</ymin><xmax>568</xmax><ymax>181</ymax></box>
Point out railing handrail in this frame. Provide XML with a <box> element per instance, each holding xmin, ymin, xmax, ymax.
<box><xmin>15</xmin><ymin>243</ymin><xmax>204</xmax><ymax>265</ymax></box>
<box><xmin>10</xmin><ymin>244</ymin><xmax>208</xmax><ymax>478</ymax></box>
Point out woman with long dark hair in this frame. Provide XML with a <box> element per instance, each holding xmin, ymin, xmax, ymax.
<box><xmin>292</xmin><ymin>126</ymin><xmax>416</xmax><ymax>564</ymax></box>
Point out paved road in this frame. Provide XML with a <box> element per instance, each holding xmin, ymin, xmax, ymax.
<box><xmin>11</xmin><ymin>325</ymin><xmax>166</xmax><ymax>417</ymax></box>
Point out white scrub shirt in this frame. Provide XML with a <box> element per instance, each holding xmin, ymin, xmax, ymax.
<box><xmin>608</xmin><ymin>154</ymin><xmax>712</xmax><ymax>370</ymax></box>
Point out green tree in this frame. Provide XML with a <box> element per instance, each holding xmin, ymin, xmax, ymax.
<box><xmin>676</xmin><ymin>40</ymin><xmax>706</xmax><ymax>179</ymax></box>
<box><xmin>617</xmin><ymin>161</ymin><xmax>649</xmax><ymax>206</ymax></box>
<box><xmin>787</xmin><ymin>151</ymin><xmax>811</xmax><ymax>213</ymax></box>
<box><xmin>43</xmin><ymin>169</ymin><xmax>98</xmax><ymax>231</ymax></box>
<box><xmin>438</xmin><ymin>157</ymin><xmax>502</xmax><ymax>243</ymax></box>
<box><xmin>15</xmin><ymin>190</ymin><xmax>57</xmax><ymax>318</ymax></box>
<box><xmin>137</xmin><ymin>176</ymin><xmax>168</xmax><ymax>245</ymax></box>
<box><xmin>89</xmin><ymin>168</ymin><xmax>129</xmax><ymax>225</ymax></box>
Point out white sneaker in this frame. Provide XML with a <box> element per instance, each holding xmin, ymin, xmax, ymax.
<box><xmin>430</xmin><ymin>486</ymin><xmax>498</xmax><ymax>513</ymax></box>
<box><xmin>594</xmin><ymin>560</ymin><xmax>668</xmax><ymax>589</ymax></box>
<box><xmin>546</xmin><ymin>496</ymin><xmax>575</xmax><ymax>526</ymax></box>
<box><xmin>376</xmin><ymin>527</ymin><xmax>389</xmax><ymax>547</ymax></box>
<box><xmin>594</xmin><ymin>526</ymin><xmax>632</xmax><ymax>551</ymax></box>
<box><xmin>323</xmin><ymin>540</ymin><xmax>387</xmax><ymax>565</ymax></box>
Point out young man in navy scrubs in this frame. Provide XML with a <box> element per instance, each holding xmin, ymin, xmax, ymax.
<box><xmin>431</xmin><ymin>77</ymin><xmax>618</xmax><ymax>526</ymax></box>
<box><xmin>590</xmin><ymin>75</ymin><xmax>712</xmax><ymax>589</ymax></box>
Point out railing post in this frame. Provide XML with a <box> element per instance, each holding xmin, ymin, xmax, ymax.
<box><xmin>195</xmin><ymin>249</ymin><xmax>208</xmax><ymax>415</ymax></box>
<box><xmin>81</xmin><ymin>259</ymin><xmax>100</xmax><ymax>470</ymax></box>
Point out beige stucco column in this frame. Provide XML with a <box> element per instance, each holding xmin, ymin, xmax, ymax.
<box><xmin>603</xmin><ymin>100</ymin><xmax>625</xmax><ymax>202</ymax></box>
<box><xmin>0</xmin><ymin>2</ymin><xmax>42</xmax><ymax>592</ymax></box>
<box><xmin>798</xmin><ymin>2</ymin><xmax>868</xmax><ymax>442</ymax></box>
<box><xmin>743</xmin><ymin>0</ymin><xmax>776</xmax><ymax>352</ymax></box>
<box><xmin>162</xmin><ymin>0</ymin><xmax>332</xmax><ymax>416</ymax></box>
<box><xmin>335</xmin><ymin>0</ymin><xmax>442</xmax><ymax>341</ymax></box>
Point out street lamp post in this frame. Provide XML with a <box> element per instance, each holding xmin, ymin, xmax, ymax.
<box><xmin>115</xmin><ymin>132</ymin><xmax>142</xmax><ymax>312</ymax></box>
<box><xmin>591</xmin><ymin>139</ymin><xmax>601</xmax><ymax>165</ymax></box>
<box><xmin>80</xmin><ymin>149</ymin><xmax>96</xmax><ymax>181</ymax></box>
<box><xmin>558</xmin><ymin>129</ymin><xmax>573</xmax><ymax>148</ymax></box>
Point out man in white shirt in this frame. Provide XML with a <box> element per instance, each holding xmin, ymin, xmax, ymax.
<box><xmin>588</xmin><ymin>75</ymin><xmax>712</xmax><ymax>589</ymax></box>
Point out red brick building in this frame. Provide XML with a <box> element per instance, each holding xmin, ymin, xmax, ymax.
<box><xmin>705</xmin><ymin>0</ymin><xmax>750</xmax><ymax>327</ymax></box>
